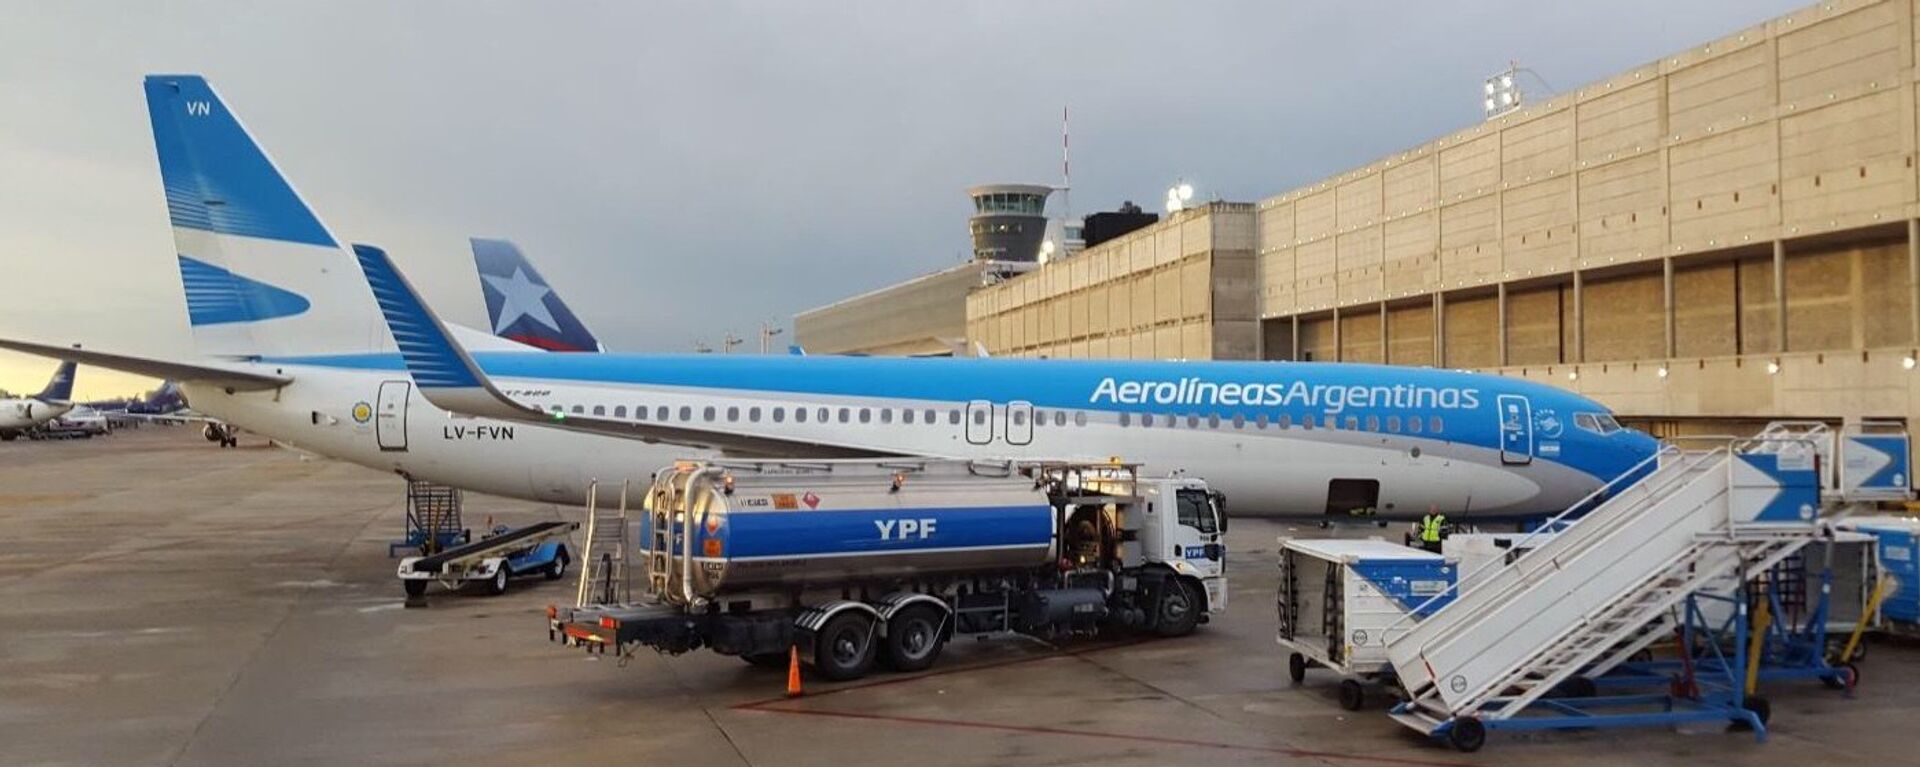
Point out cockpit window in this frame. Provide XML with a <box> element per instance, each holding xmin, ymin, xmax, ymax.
<box><xmin>1575</xmin><ymin>412</ymin><xmax>1622</xmax><ymax>435</ymax></box>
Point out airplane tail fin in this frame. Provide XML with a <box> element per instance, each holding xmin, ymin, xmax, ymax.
<box><xmin>34</xmin><ymin>361</ymin><xmax>76</xmax><ymax>402</ymax></box>
<box><xmin>471</xmin><ymin>238</ymin><xmax>603</xmax><ymax>352</ymax></box>
<box><xmin>144</xmin><ymin>74</ymin><xmax>387</xmax><ymax>358</ymax></box>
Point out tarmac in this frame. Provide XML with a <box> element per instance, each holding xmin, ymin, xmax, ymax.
<box><xmin>2</xmin><ymin>427</ymin><xmax>1916</xmax><ymax>767</ymax></box>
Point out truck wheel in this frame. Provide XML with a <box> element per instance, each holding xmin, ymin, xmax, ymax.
<box><xmin>403</xmin><ymin>579</ymin><xmax>427</xmax><ymax>598</ymax></box>
<box><xmin>882</xmin><ymin>605</ymin><xmax>946</xmax><ymax>672</ymax></box>
<box><xmin>742</xmin><ymin>653</ymin><xmax>788</xmax><ymax>669</ymax></box>
<box><xmin>1446</xmin><ymin>717</ymin><xmax>1486</xmax><ymax>753</ymax></box>
<box><xmin>813</xmin><ymin>613</ymin><xmax>877</xmax><ymax>681</ymax></box>
<box><xmin>1338</xmin><ymin>679</ymin><xmax>1365</xmax><ymax>711</ymax></box>
<box><xmin>485</xmin><ymin>566</ymin><xmax>510</xmax><ymax>596</ymax></box>
<box><xmin>545</xmin><ymin>549</ymin><xmax>570</xmax><ymax>581</ymax></box>
<box><xmin>1152</xmin><ymin>578</ymin><xmax>1201</xmax><ymax>637</ymax></box>
<box><xmin>1288</xmin><ymin>652</ymin><xmax>1308</xmax><ymax>683</ymax></box>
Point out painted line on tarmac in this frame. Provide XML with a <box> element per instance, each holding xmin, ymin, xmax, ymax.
<box><xmin>730</xmin><ymin>640</ymin><xmax>1467</xmax><ymax>767</ymax></box>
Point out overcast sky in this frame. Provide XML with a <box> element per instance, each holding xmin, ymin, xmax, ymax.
<box><xmin>0</xmin><ymin>1</ymin><xmax>1806</xmax><ymax>398</ymax></box>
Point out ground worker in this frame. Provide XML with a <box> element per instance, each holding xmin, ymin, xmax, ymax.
<box><xmin>1416</xmin><ymin>506</ymin><xmax>1447</xmax><ymax>552</ymax></box>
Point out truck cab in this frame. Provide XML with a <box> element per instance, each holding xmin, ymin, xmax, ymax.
<box><xmin>1136</xmin><ymin>476</ymin><xmax>1228</xmax><ymax>613</ymax></box>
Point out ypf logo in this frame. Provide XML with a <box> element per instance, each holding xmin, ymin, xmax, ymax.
<box><xmin>351</xmin><ymin>402</ymin><xmax>373</xmax><ymax>424</ymax></box>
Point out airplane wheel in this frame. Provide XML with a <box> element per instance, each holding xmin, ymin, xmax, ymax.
<box><xmin>1288</xmin><ymin>652</ymin><xmax>1307</xmax><ymax>684</ymax></box>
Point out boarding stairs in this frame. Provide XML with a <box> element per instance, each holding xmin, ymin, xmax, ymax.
<box><xmin>1387</xmin><ymin>428</ymin><xmax>1828</xmax><ymax>734</ymax></box>
<box><xmin>573</xmin><ymin>479</ymin><xmax>634</xmax><ymax>607</ymax></box>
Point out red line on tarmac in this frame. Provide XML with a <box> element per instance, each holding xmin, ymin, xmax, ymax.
<box><xmin>729</xmin><ymin>640</ymin><xmax>1468</xmax><ymax>767</ymax></box>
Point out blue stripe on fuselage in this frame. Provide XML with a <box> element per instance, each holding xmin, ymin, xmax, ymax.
<box><xmin>260</xmin><ymin>352</ymin><xmax>1646</xmax><ymax>483</ymax></box>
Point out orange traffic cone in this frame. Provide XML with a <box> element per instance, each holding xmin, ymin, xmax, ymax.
<box><xmin>785</xmin><ymin>645</ymin><xmax>804</xmax><ymax>698</ymax></box>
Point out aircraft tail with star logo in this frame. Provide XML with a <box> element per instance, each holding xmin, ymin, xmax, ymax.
<box><xmin>471</xmin><ymin>238</ymin><xmax>604</xmax><ymax>352</ymax></box>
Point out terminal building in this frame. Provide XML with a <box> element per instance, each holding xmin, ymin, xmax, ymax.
<box><xmin>798</xmin><ymin>0</ymin><xmax>1920</xmax><ymax>444</ymax></box>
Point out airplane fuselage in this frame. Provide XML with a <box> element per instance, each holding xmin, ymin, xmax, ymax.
<box><xmin>0</xmin><ymin>399</ymin><xmax>73</xmax><ymax>432</ymax></box>
<box><xmin>188</xmin><ymin>355</ymin><xmax>1657</xmax><ymax>518</ymax></box>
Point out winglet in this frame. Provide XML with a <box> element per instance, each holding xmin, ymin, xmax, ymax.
<box><xmin>351</xmin><ymin>244</ymin><xmax>547</xmax><ymax>422</ymax></box>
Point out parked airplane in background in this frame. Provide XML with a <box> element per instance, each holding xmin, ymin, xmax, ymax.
<box><xmin>473</xmin><ymin>238</ymin><xmax>604</xmax><ymax>352</ymax></box>
<box><xmin>85</xmin><ymin>381</ymin><xmax>187</xmax><ymax>416</ymax></box>
<box><xmin>0</xmin><ymin>73</ymin><xmax>1658</xmax><ymax>520</ymax></box>
<box><xmin>0</xmin><ymin>361</ymin><xmax>77</xmax><ymax>441</ymax></box>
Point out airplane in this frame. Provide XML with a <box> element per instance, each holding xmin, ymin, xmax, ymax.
<box><xmin>0</xmin><ymin>73</ymin><xmax>1658</xmax><ymax>520</ymax></box>
<box><xmin>0</xmin><ymin>361</ymin><xmax>78</xmax><ymax>441</ymax></box>
<box><xmin>472</xmin><ymin>238</ymin><xmax>604</xmax><ymax>352</ymax></box>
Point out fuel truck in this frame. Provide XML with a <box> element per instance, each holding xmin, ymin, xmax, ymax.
<box><xmin>548</xmin><ymin>459</ymin><xmax>1227</xmax><ymax>680</ymax></box>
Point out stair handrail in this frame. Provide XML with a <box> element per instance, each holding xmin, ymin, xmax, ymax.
<box><xmin>574</xmin><ymin>479</ymin><xmax>600</xmax><ymax>607</ymax></box>
<box><xmin>1386</xmin><ymin>443</ymin><xmax>1726</xmax><ymax>644</ymax></box>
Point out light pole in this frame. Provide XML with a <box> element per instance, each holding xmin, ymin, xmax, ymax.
<box><xmin>723</xmin><ymin>333</ymin><xmax>743</xmax><ymax>354</ymax></box>
<box><xmin>1165</xmin><ymin>180</ymin><xmax>1194</xmax><ymax>213</ymax></box>
<box><xmin>759</xmin><ymin>322</ymin><xmax>785</xmax><ymax>354</ymax></box>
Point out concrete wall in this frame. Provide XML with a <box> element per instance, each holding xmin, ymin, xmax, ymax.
<box><xmin>793</xmin><ymin>261</ymin><xmax>984</xmax><ymax>355</ymax></box>
<box><xmin>967</xmin><ymin>203</ymin><xmax>1258</xmax><ymax>359</ymax></box>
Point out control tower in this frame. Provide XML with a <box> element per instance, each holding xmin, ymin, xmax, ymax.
<box><xmin>967</xmin><ymin>184</ymin><xmax>1053</xmax><ymax>262</ymax></box>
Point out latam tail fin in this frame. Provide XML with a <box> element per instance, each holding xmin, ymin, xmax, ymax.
<box><xmin>471</xmin><ymin>239</ymin><xmax>604</xmax><ymax>352</ymax></box>
<box><xmin>34</xmin><ymin>361</ymin><xmax>76</xmax><ymax>402</ymax></box>
<box><xmin>145</xmin><ymin>74</ymin><xmax>386</xmax><ymax>358</ymax></box>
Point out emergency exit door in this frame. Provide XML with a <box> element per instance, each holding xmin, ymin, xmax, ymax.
<box><xmin>377</xmin><ymin>380</ymin><xmax>411</xmax><ymax>452</ymax></box>
<box><xmin>1496</xmin><ymin>394</ymin><xmax>1532</xmax><ymax>465</ymax></box>
<box><xmin>965</xmin><ymin>400</ymin><xmax>994</xmax><ymax>445</ymax></box>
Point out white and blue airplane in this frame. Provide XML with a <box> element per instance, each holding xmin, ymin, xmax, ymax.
<box><xmin>0</xmin><ymin>73</ymin><xmax>1657</xmax><ymax>518</ymax></box>
<box><xmin>0</xmin><ymin>361</ymin><xmax>78</xmax><ymax>441</ymax></box>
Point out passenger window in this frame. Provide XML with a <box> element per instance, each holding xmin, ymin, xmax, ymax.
<box><xmin>1365</xmin><ymin>415</ymin><xmax>1378</xmax><ymax>431</ymax></box>
<box><xmin>771</xmin><ymin>407</ymin><xmax>784</xmax><ymax>423</ymax></box>
<box><xmin>1345</xmin><ymin>415</ymin><xmax>1359</xmax><ymax>431</ymax></box>
<box><xmin>657</xmin><ymin>406</ymin><xmax>670</xmax><ymax>421</ymax></box>
<box><xmin>859</xmin><ymin>408</ymin><xmax>872</xmax><ymax>424</ymax></box>
<box><xmin>572</xmin><ymin>405</ymin><xmax>584</xmax><ymax>414</ymax></box>
<box><xmin>749</xmin><ymin>407</ymin><xmax>761</xmax><ymax>423</ymax></box>
<box><xmin>1386</xmin><ymin>415</ymin><xmax>1400</xmax><ymax>432</ymax></box>
<box><xmin>1032</xmin><ymin>409</ymin><xmax>1045</xmax><ymax>427</ymax></box>
<box><xmin>1232</xmin><ymin>413</ymin><xmax>1245</xmax><ymax>429</ymax></box>
<box><xmin>971</xmin><ymin>409</ymin><xmax>986</xmax><ymax>425</ymax></box>
<box><xmin>1011</xmin><ymin>410</ymin><xmax>1026</xmax><ymax>426</ymax></box>
<box><xmin>878</xmin><ymin>408</ymin><xmax>890</xmax><ymax>424</ymax></box>
<box><xmin>1280</xmin><ymin>414</ymin><xmax>1293</xmax><ymax>429</ymax></box>
<box><xmin>819</xmin><ymin>407</ymin><xmax>830</xmax><ymax>422</ymax></box>
<box><xmin>1429</xmin><ymin>415</ymin><xmax>1443</xmax><ymax>434</ymax></box>
<box><xmin>927</xmin><ymin>409</ymin><xmax>939</xmax><ymax>425</ymax></box>
<box><xmin>703</xmin><ymin>406</ymin><xmax>716</xmax><ymax>422</ymax></box>
<box><xmin>635</xmin><ymin>406</ymin><xmax>648</xmax><ymax>421</ymax></box>
<box><xmin>1186</xmin><ymin>414</ymin><xmax>1199</xmax><ymax>428</ymax></box>
<box><xmin>795</xmin><ymin>407</ymin><xmax>807</xmax><ymax>423</ymax></box>
<box><xmin>1207</xmin><ymin>414</ymin><xmax>1220</xmax><ymax>429</ymax></box>
<box><xmin>1408</xmin><ymin>416</ymin><xmax>1422</xmax><ymax>434</ymax></box>
<box><xmin>838</xmin><ymin>408</ymin><xmax>851</xmax><ymax>423</ymax></box>
<box><xmin>902</xmin><ymin>409</ymin><xmax>915</xmax><ymax>424</ymax></box>
<box><xmin>1073</xmin><ymin>412</ymin><xmax>1086</xmax><ymax>427</ymax></box>
<box><xmin>1324</xmin><ymin>415</ymin><xmax>1337</xmax><ymax>430</ymax></box>
<box><xmin>726</xmin><ymin>406</ymin><xmax>740</xmax><ymax>422</ymax></box>
<box><xmin>549</xmin><ymin>404</ymin><xmax>562</xmax><ymax>412</ymax></box>
<box><xmin>678</xmin><ymin>406</ymin><xmax>691</xmax><ymax>421</ymax></box>
<box><xmin>1141</xmin><ymin>413</ymin><xmax>1154</xmax><ymax>428</ymax></box>
<box><xmin>948</xmin><ymin>410</ymin><xmax>960</xmax><ymax>425</ymax></box>
<box><xmin>1119</xmin><ymin>412</ymin><xmax>1131</xmax><ymax>427</ymax></box>
<box><xmin>593</xmin><ymin>405</ymin><xmax>606</xmax><ymax>416</ymax></box>
<box><xmin>614</xmin><ymin>405</ymin><xmax>627</xmax><ymax>418</ymax></box>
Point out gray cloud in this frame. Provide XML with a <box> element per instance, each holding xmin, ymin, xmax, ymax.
<box><xmin>0</xmin><ymin>1</ymin><xmax>1805</xmax><ymax>364</ymax></box>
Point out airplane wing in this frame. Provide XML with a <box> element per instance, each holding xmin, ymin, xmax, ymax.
<box><xmin>0</xmin><ymin>339</ymin><xmax>289</xmax><ymax>391</ymax></box>
<box><xmin>351</xmin><ymin>244</ymin><xmax>895</xmax><ymax>458</ymax></box>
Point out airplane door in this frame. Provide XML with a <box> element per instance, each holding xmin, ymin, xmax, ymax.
<box><xmin>1006</xmin><ymin>400</ymin><xmax>1033</xmax><ymax>445</ymax></box>
<box><xmin>965</xmin><ymin>400</ymin><xmax>994</xmax><ymax>445</ymax></box>
<box><xmin>1497</xmin><ymin>394</ymin><xmax>1532</xmax><ymax>465</ymax></box>
<box><xmin>377</xmin><ymin>380</ymin><xmax>411</xmax><ymax>452</ymax></box>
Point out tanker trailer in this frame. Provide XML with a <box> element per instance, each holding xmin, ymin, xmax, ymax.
<box><xmin>549</xmin><ymin>459</ymin><xmax>1226</xmax><ymax>680</ymax></box>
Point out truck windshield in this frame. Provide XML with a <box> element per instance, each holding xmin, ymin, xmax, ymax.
<box><xmin>1176</xmin><ymin>489</ymin><xmax>1217</xmax><ymax>534</ymax></box>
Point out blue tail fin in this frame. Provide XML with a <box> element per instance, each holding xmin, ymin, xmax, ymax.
<box><xmin>35</xmin><ymin>361</ymin><xmax>76</xmax><ymax>402</ymax></box>
<box><xmin>144</xmin><ymin>74</ymin><xmax>386</xmax><ymax>357</ymax></box>
<box><xmin>471</xmin><ymin>238</ymin><xmax>603</xmax><ymax>352</ymax></box>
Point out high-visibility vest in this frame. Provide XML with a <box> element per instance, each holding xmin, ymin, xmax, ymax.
<box><xmin>1420</xmin><ymin>514</ymin><xmax>1446</xmax><ymax>542</ymax></box>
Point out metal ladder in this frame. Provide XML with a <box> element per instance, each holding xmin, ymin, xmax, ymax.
<box><xmin>645</xmin><ymin>480</ymin><xmax>676</xmax><ymax>602</ymax></box>
<box><xmin>573</xmin><ymin>480</ymin><xmax>633</xmax><ymax>607</ymax></box>
<box><xmin>1388</xmin><ymin>435</ymin><xmax>1826</xmax><ymax>727</ymax></box>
